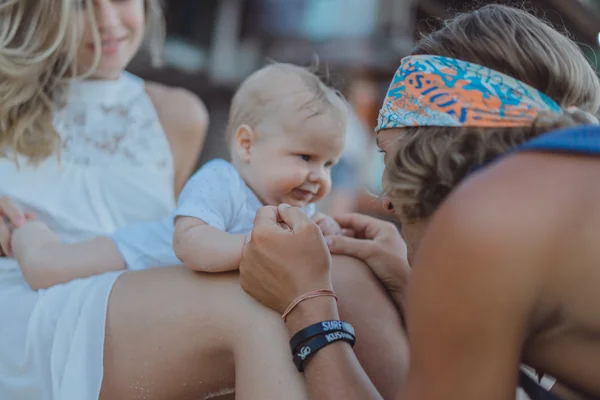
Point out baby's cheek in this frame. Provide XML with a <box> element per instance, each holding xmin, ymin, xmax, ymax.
<box><xmin>318</xmin><ymin>179</ymin><xmax>332</xmax><ymax>200</ymax></box>
<box><xmin>270</xmin><ymin>173</ymin><xmax>296</xmax><ymax>193</ymax></box>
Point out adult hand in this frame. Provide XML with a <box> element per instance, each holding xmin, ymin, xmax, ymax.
<box><xmin>240</xmin><ymin>204</ymin><xmax>333</xmax><ymax>314</ymax></box>
<box><xmin>325</xmin><ymin>214</ymin><xmax>410</xmax><ymax>306</ymax></box>
<box><xmin>0</xmin><ymin>197</ymin><xmax>33</xmax><ymax>257</ymax></box>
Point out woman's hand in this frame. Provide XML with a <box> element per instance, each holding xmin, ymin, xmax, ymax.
<box><xmin>240</xmin><ymin>204</ymin><xmax>333</xmax><ymax>314</ymax></box>
<box><xmin>325</xmin><ymin>213</ymin><xmax>410</xmax><ymax>310</ymax></box>
<box><xmin>0</xmin><ymin>197</ymin><xmax>33</xmax><ymax>257</ymax></box>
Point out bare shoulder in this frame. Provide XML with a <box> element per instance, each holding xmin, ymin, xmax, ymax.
<box><xmin>404</xmin><ymin>152</ymin><xmax>600</xmax><ymax>397</ymax></box>
<box><xmin>425</xmin><ymin>151</ymin><xmax>595</xmax><ymax>256</ymax></box>
<box><xmin>412</xmin><ymin>152</ymin><xmax>597</xmax><ymax>318</ymax></box>
<box><xmin>145</xmin><ymin>81</ymin><xmax>210</xmax><ymax>194</ymax></box>
<box><xmin>145</xmin><ymin>81</ymin><xmax>209</xmax><ymax>137</ymax></box>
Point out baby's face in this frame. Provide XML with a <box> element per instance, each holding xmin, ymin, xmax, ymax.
<box><xmin>244</xmin><ymin>105</ymin><xmax>346</xmax><ymax>208</ymax></box>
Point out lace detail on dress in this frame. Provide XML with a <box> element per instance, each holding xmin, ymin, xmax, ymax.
<box><xmin>53</xmin><ymin>73</ymin><xmax>173</xmax><ymax>170</ymax></box>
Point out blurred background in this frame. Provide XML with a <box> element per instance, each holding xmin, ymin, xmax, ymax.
<box><xmin>129</xmin><ymin>0</ymin><xmax>600</xmax><ymax>218</ymax></box>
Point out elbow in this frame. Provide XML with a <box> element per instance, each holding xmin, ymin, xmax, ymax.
<box><xmin>173</xmin><ymin>236</ymin><xmax>203</xmax><ymax>271</ymax></box>
<box><xmin>173</xmin><ymin>222</ymin><xmax>230</xmax><ymax>272</ymax></box>
<box><xmin>174</xmin><ymin>239</ymin><xmax>222</xmax><ymax>272</ymax></box>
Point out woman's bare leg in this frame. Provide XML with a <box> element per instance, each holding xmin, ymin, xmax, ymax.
<box><xmin>332</xmin><ymin>255</ymin><xmax>409</xmax><ymax>399</ymax></box>
<box><xmin>99</xmin><ymin>257</ymin><xmax>408</xmax><ymax>399</ymax></box>
<box><xmin>99</xmin><ymin>267</ymin><xmax>307</xmax><ymax>400</ymax></box>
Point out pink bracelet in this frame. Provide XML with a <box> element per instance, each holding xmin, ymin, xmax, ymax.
<box><xmin>282</xmin><ymin>289</ymin><xmax>338</xmax><ymax>322</ymax></box>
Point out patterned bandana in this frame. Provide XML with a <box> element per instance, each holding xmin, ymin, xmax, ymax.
<box><xmin>376</xmin><ymin>55</ymin><xmax>561</xmax><ymax>132</ymax></box>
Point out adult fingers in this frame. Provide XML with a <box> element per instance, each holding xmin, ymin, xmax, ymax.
<box><xmin>0</xmin><ymin>197</ymin><xmax>26</xmax><ymax>228</ymax></box>
<box><xmin>334</xmin><ymin>213</ymin><xmax>393</xmax><ymax>239</ymax></box>
<box><xmin>325</xmin><ymin>234</ymin><xmax>375</xmax><ymax>262</ymax></box>
<box><xmin>277</xmin><ymin>204</ymin><xmax>315</xmax><ymax>232</ymax></box>
<box><xmin>253</xmin><ymin>206</ymin><xmax>285</xmax><ymax>232</ymax></box>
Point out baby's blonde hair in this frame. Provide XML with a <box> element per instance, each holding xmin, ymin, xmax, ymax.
<box><xmin>225</xmin><ymin>63</ymin><xmax>348</xmax><ymax>148</ymax></box>
<box><xmin>384</xmin><ymin>4</ymin><xmax>600</xmax><ymax>222</ymax></box>
<box><xmin>0</xmin><ymin>0</ymin><xmax>165</xmax><ymax>164</ymax></box>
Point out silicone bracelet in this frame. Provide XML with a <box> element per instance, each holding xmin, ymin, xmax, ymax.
<box><xmin>289</xmin><ymin>320</ymin><xmax>355</xmax><ymax>353</ymax></box>
<box><xmin>292</xmin><ymin>331</ymin><xmax>356</xmax><ymax>372</ymax></box>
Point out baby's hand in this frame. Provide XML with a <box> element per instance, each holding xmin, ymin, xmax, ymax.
<box><xmin>312</xmin><ymin>212</ymin><xmax>343</xmax><ymax>237</ymax></box>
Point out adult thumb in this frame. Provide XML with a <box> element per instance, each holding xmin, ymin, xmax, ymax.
<box><xmin>278</xmin><ymin>204</ymin><xmax>313</xmax><ymax>231</ymax></box>
<box><xmin>325</xmin><ymin>235</ymin><xmax>373</xmax><ymax>261</ymax></box>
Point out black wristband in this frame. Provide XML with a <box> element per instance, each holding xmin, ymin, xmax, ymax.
<box><xmin>290</xmin><ymin>320</ymin><xmax>355</xmax><ymax>353</ymax></box>
<box><xmin>293</xmin><ymin>331</ymin><xmax>355</xmax><ymax>372</ymax></box>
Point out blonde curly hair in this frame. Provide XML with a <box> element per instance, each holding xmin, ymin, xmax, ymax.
<box><xmin>0</xmin><ymin>0</ymin><xmax>165</xmax><ymax>164</ymax></box>
<box><xmin>384</xmin><ymin>4</ymin><xmax>600</xmax><ymax>222</ymax></box>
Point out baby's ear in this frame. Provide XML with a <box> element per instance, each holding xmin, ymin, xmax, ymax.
<box><xmin>234</xmin><ymin>124</ymin><xmax>256</xmax><ymax>162</ymax></box>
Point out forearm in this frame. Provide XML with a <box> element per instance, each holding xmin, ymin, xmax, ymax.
<box><xmin>285</xmin><ymin>298</ymin><xmax>385</xmax><ymax>400</ymax></box>
<box><xmin>174</xmin><ymin>224</ymin><xmax>246</xmax><ymax>272</ymax></box>
<box><xmin>389</xmin><ymin>290</ymin><xmax>408</xmax><ymax>327</ymax></box>
<box><xmin>13</xmin><ymin>227</ymin><xmax>125</xmax><ymax>289</ymax></box>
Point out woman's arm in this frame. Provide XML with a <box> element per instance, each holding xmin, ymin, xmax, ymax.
<box><xmin>174</xmin><ymin>217</ymin><xmax>246</xmax><ymax>272</ymax></box>
<box><xmin>11</xmin><ymin>222</ymin><xmax>125</xmax><ymax>290</ymax></box>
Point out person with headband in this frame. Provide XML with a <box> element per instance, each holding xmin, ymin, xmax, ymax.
<box><xmin>238</xmin><ymin>5</ymin><xmax>600</xmax><ymax>400</ymax></box>
<box><xmin>0</xmin><ymin>1</ymin><xmax>406</xmax><ymax>399</ymax></box>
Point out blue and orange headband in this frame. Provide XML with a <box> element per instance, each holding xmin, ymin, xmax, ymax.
<box><xmin>376</xmin><ymin>55</ymin><xmax>561</xmax><ymax>132</ymax></box>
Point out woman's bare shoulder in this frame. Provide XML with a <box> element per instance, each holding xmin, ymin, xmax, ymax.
<box><xmin>144</xmin><ymin>81</ymin><xmax>210</xmax><ymax>194</ymax></box>
<box><xmin>145</xmin><ymin>81</ymin><xmax>209</xmax><ymax>138</ymax></box>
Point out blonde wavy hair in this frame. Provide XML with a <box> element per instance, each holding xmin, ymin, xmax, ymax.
<box><xmin>0</xmin><ymin>0</ymin><xmax>165</xmax><ymax>163</ymax></box>
<box><xmin>384</xmin><ymin>4</ymin><xmax>600</xmax><ymax>222</ymax></box>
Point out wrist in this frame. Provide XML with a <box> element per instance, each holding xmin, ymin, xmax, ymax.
<box><xmin>11</xmin><ymin>222</ymin><xmax>57</xmax><ymax>259</ymax></box>
<box><xmin>285</xmin><ymin>295</ymin><xmax>340</xmax><ymax>336</ymax></box>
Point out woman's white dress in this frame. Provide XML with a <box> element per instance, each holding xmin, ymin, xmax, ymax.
<box><xmin>0</xmin><ymin>72</ymin><xmax>175</xmax><ymax>399</ymax></box>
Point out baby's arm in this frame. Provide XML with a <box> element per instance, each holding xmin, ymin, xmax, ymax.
<box><xmin>173</xmin><ymin>216</ymin><xmax>246</xmax><ymax>273</ymax></box>
<box><xmin>11</xmin><ymin>221</ymin><xmax>125</xmax><ymax>290</ymax></box>
<box><xmin>173</xmin><ymin>159</ymin><xmax>249</xmax><ymax>273</ymax></box>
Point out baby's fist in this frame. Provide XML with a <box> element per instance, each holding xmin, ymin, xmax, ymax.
<box><xmin>312</xmin><ymin>212</ymin><xmax>343</xmax><ymax>237</ymax></box>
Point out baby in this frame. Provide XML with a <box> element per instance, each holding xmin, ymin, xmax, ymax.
<box><xmin>173</xmin><ymin>63</ymin><xmax>347</xmax><ymax>271</ymax></box>
<box><xmin>10</xmin><ymin>63</ymin><xmax>348</xmax><ymax>289</ymax></box>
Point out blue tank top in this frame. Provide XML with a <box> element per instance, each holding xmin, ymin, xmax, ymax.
<box><xmin>517</xmin><ymin>124</ymin><xmax>600</xmax><ymax>155</ymax></box>
<box><xmin>512</xmin><ymin>124</ymin><xmax>599</xmax><ymax>400</ymax></box>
